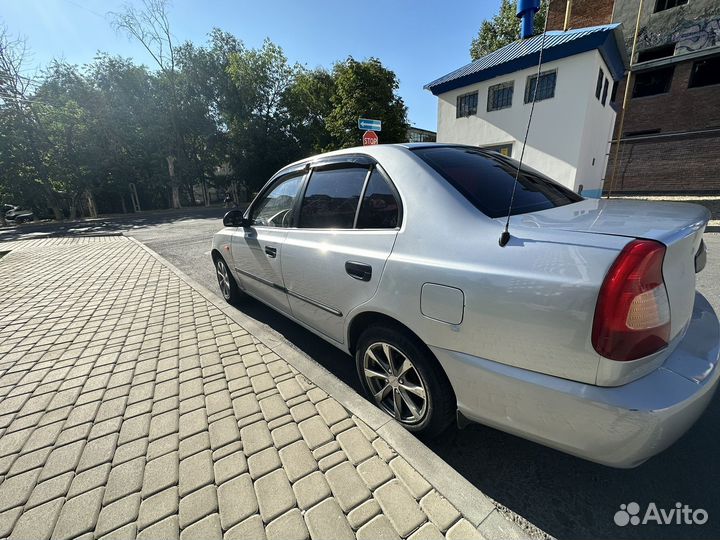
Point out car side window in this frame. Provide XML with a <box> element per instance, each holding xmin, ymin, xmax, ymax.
<box><xmin>356</xmin><ymin>169</ymin><xmax>400</xmax><ymax>229</ymax></box>
<box><xmin>251</xmin><ymin>174</ymin><xmax>303</xmax><ymax>227</ymax></box>
<box><xmin>299</xmin><ymin>167</ymin><xmax>367</xmax><ymax>229</ymax></box>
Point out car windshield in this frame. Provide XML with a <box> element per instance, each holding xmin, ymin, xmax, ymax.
<box><xmin>412</xmin><ymin>146</ymin><xmax>583</xmax><ymax>218</ymax></box>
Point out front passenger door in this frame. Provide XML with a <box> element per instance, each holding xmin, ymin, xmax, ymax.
<box><xmin>231</xmin><ymin>173</ymin><xmax>304</xmax><ymax>314</ymax></box>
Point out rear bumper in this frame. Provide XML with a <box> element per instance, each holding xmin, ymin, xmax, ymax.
<box><xmin>432</xmin><ymin>292</ymin><xmax>720</xmax><ymax>468</ymax></box>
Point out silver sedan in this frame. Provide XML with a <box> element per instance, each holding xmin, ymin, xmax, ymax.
<box><xmin>212</xmin><ymin>143</ymin><xmax>719</xmax><ymax>468</ymax></box>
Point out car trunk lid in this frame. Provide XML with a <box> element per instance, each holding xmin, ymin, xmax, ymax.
<box><xmin>510</xmin><ymin>198</ymin><xmax>710</xmax><ymax>341</ymax></box>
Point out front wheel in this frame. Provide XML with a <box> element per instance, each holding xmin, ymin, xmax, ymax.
<box><xmin>215</xmin><ymin>255</ymin><xmax>242</xmax><ymax>304</ymax></box>
<box><xmin>355</xmin><ymin>325</ymin><xmax>455</xmax><ymax>437</ymax></box>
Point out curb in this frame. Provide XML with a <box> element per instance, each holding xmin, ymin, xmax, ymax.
<box><xmin>125</xmin><ymin>235</ymin><xmax>535</xmax><ymax>539</ymax></box>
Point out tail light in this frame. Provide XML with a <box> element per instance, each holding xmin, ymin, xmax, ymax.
<box><xmin>592</xmin><ymin>239</ymin><xmax>670</xmax><ymax>361</ymax></box>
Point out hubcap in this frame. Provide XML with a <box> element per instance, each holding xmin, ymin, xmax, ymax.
<box><xmin>216</xmin><ymin>259</ymin><xmax>231</xmax><ymax>299</ymax></box>
<box><xmin>363</xmin><ymin>342</ymin><xmax>428</xmax><ymax>424</ymax></box>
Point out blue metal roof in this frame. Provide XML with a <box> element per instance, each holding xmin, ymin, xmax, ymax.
<box><xmin>425</xmin><ymin>24</ymin><xmax>628</xmax><ymax>95</ymax></box>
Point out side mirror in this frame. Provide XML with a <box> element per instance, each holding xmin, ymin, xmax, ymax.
<box><xmin>223</xmin><ymin>210</ymin><xmax>250</xmax><ymax>228</ymax></box>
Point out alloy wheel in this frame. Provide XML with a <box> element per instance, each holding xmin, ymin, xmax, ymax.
<box><xmin>216</xmin><ymin>259</ymin><xmax>231</xmax><ymax>299</ymax></box>
<box><xmin>363</xmin><ymin>341</ymin><xmax>428</xmax><ymax>424</ymax></box>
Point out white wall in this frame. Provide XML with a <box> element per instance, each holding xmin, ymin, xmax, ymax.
<box><xmin>575</xmin><ymin>64</ymin><xmax>618</xmax><ymax>198</ymax></box>
<box><xmin>435</xmin><ymin>50</ymin><xmax>617</xmax><ymax>196</ymax></box>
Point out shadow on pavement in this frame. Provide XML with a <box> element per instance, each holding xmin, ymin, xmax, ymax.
<box><xmin>0</xmin><ymin>206</ymin><xmax>237</xmax><ymax>242</ymax></box>
<box><xmin>229</xmin><ymin>294</ymin><xmax>362</xmax><ymax>393</ymax></box>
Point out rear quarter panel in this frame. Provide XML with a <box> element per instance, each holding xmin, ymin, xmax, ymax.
<box><xmin>377</xmin><ymin>227</ymin><xmax>629</xmax><ymax>384</ymax></box>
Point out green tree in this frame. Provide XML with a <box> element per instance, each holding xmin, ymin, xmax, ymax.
<box><xmin>285</xmin><ymin>68</ymin><xmax>335</xmax><ymax>155</ymax></box>
<box><xmin>470</xmin><ymin>0</ymin><xmax>548</xmax><ymax>60</ymax></box>
<box><xmin>1</xmin><ymin>11</ymin><xmax>413</xmax><ymax>219</ymax></box>
<box><xmin>325</xmin><ymin>57</ymin><xmax>408</xmax><ymax>149</ymax></box>
<box><xmin>33</xmin><ymin>62</ymin><xmax>101</xmax><ymax>219</ymax></box>
<box><xmin>0</xmin><ymin>26</ymin><xmax>66</xmax><ymax>220</ymax></box>
<box><xmin>173</xmin><ymin>42</ymin><xmax>230</xmax><ymax>205</ymax></box>
<box><xmin>86</xmin><ymin>54</ymin><xmax>167</xmax><ymax>212</ymax></box>
<box><xmin>226</xmin><ymin>39</ymin><xmax>303</xmax><ymax>192</ymax></box>
<box><xmin>110</xmin><ymin>0</ymin><xmax>185</xmax><ymax>208</ymax></box>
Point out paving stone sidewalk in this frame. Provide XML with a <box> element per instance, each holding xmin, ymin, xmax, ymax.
<box><xmin>0</xmin><ymin>236</ymin><xmax>529</xmax><ymax>540</ymax></box>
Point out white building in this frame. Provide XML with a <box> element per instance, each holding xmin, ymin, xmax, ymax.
<box><xmin>425</xmin><ymin>24</ymin><xmax>628</xmax><ymax>198</ymax></box>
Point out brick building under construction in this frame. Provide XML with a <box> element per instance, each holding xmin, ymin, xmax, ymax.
<box><xmin>547</xmin><ymin>0</ymin><xmax>720</xmax><ymax>192</ymax></box>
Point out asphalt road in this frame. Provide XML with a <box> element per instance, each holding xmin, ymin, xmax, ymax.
<box><xmin>3</xmin><ymin>207</ymin><xmax>719</xmax><ymax>540</ymax></box>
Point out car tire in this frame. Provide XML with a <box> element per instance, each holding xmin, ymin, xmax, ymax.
<box><xmin>214</xmin><ymin>255</ymin><xmax>242</xmax><ymax>305</ymax></box>
<box><xmin>355</xmin><ymin>325</ymin><xmax>455</xmax><ymax>437</ymax></box>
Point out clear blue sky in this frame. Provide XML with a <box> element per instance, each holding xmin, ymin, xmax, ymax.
<box><xmin>1</xmin><ymin>0</ymin><xmax>501</xmax><ymax>131</ymax></box>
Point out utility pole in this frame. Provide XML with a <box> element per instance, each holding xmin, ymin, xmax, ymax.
<box><xmin>563</xmin><ymin>0</ymin><xmax>573</xmax><ymax>30</ymax></box>
<box><xmin>606</xmin><ymin>0</ymin><xmax>644</xmax><ymax>197</ymax></box>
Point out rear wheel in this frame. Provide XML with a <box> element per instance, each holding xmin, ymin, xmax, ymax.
<box><xmin>355</xmin><ymin>325</ymin><xmax>455</xmax><ymax>436</ymax></box>
<box><xmin>215</xmin><ymin>255</ymin><xmax>242</xmax><ymax>304</ymax></box>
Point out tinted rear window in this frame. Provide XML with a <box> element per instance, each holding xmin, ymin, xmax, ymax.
<box><xmin>412</xmin><ymin>146</ymin><xmax>582</xmax><ymax>218</ymax></box>
<box><xmin>356</xmin><ymin>169</ymin><xmax>400</xmax><ymax>229</ymax></box>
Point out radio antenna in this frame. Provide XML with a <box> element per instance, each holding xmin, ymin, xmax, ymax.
<box><xmin>499</xmin><ymin>2</ymin><xmax>550</xmax><ymax>247</ymax></box>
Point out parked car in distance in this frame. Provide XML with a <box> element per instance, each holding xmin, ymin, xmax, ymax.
<box><xmin>13</xmin><ymin>212</ymin><xmax>34</xmax><ymax>224</ymax></box>
<box><xmin>4</xmin><ymin>206</ymin><xmax>34</xmax><ymax>223</ymax></box>
<box><xmin>212</xmin><ymin>143</ymin><xmax>719</xmax><ymax>468</ymax></box>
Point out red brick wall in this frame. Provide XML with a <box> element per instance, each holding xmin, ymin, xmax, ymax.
<box><xmin>607</xmin><ymin>131</ymin><xmax>720</xmax><ymax>192</ymax></box>
<box><xmin>546</xmin><ymin>0</ymin><xmax>614</xmax><ymax>30</ymax></box>
<box><xmin>607</xmin><ymin>59</ymin><xmax>720</xmax><ymax>192</ymax></box>
<box><xmin>546</xmin><ymin>1</ymin><xmax>720</xmax><ymax>192</ymax></box>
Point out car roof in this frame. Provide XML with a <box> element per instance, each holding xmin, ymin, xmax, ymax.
<box><xmin>277</xmin><ymin>142</ymin><xmax>470</xmax><ymax>172</ymax></box>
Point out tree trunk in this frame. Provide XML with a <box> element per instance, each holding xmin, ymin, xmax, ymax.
<box><xmin>121</xmin><ymin>195</ymin><xmax>127</xmax><ymax>214</ymax></box>
<box><xmin>85</xmin><ymin>190</ymin><xmax>98</xmax><ymax>218</ymax></box>
<box><xmin>47</xmin><ymin>196</ymin><xmax>63</xmax><ymax>221</ymax></box>
<box><xmin>167</xmin><ymin>155</ymin><xmax>181</xmax><ymax>209</ymax></box>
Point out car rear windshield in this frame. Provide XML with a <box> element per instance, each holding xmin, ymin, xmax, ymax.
<box><xmin>412</xmin><ymin>146</ymin><xmax>583</xmax><ymax>218</ymax></box>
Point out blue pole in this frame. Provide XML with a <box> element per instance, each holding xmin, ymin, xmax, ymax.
<box><xmin>517</xmin><ymin>0</ymin><xmax>541</xmax><ymax>39</ymax></box>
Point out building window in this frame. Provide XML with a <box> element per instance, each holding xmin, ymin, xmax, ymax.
<box><xmin>689</xmin><ymin>56</ymin><xmax>720</xmax><ymax>88</ymax></box>
<box><xmin>483</xmin><ymin>143</ymin><xmax>513</xmax><ymax>157</ymax></box>
<box><xmin>601</xmin><ymin>78</ymin><xmax>609</xmax><ymax>106</ymax></box>
<box><xmin>610</xmin><ymin>80</ymin><xmax>619</xmax><ymax>102</ymax></box>
<box><xmin>654</xmin><ymin>0</ymin><xmax>688</xmax><ymax>13</ymax></box>
<box><xmin>525</xmin><ymin>70</ymin><xmax>557</xmax><ymax>103</ymax></box>
<box><xmin>456</xmin><ymin>91</ymin><xmax>478</xmax><ymax>118</ymax></box>
<box><xmin>637</xmin><ymin>44</ymin><xmax>676</xmax><ymax>63</ymax></box>
<box><xmin>595</xmin><ymin>68</ymin><xmax>604</xmax><ymax>99</ymax></box>
<box><xmin>487</xmin><ymin>82</ymin><xmax>514</xmax><ymax>111</ymax></box>
<box><xmin>632</xmin><ymin>66</ymin><xmax>674</xmax><ymax>97</ymax></box>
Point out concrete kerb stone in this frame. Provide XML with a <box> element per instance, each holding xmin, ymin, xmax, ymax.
<box><xmin>125</xmin><ymin>236</ymin><xmax>510</xmax><ymax>536</ymax></box>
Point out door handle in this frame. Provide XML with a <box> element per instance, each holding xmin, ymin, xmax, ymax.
<box><xmin>265</xmin><ymin>246</ymin><xmax>277</xmax><ymax>258</ymax></box>
<box><xmin>345</xmin><ymin>261</ymin><xmax>372</xmax><ymax>282</ymax></box>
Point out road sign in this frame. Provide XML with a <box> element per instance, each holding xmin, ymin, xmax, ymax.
<box><xmin>358</xmin><ymin>118</ymin><xmax>382</xmax><ymax>132</ymax></box>
<box><xmin>363</xmin><ymin>131</ymin><xmax>379</xmax><ymax>146</ymax></box>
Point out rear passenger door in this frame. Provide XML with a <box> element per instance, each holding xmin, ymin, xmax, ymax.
<box><xmin>281</xmin><ymin>161</ymin><xmax>401</xmax><ymax>344</ymax></box>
